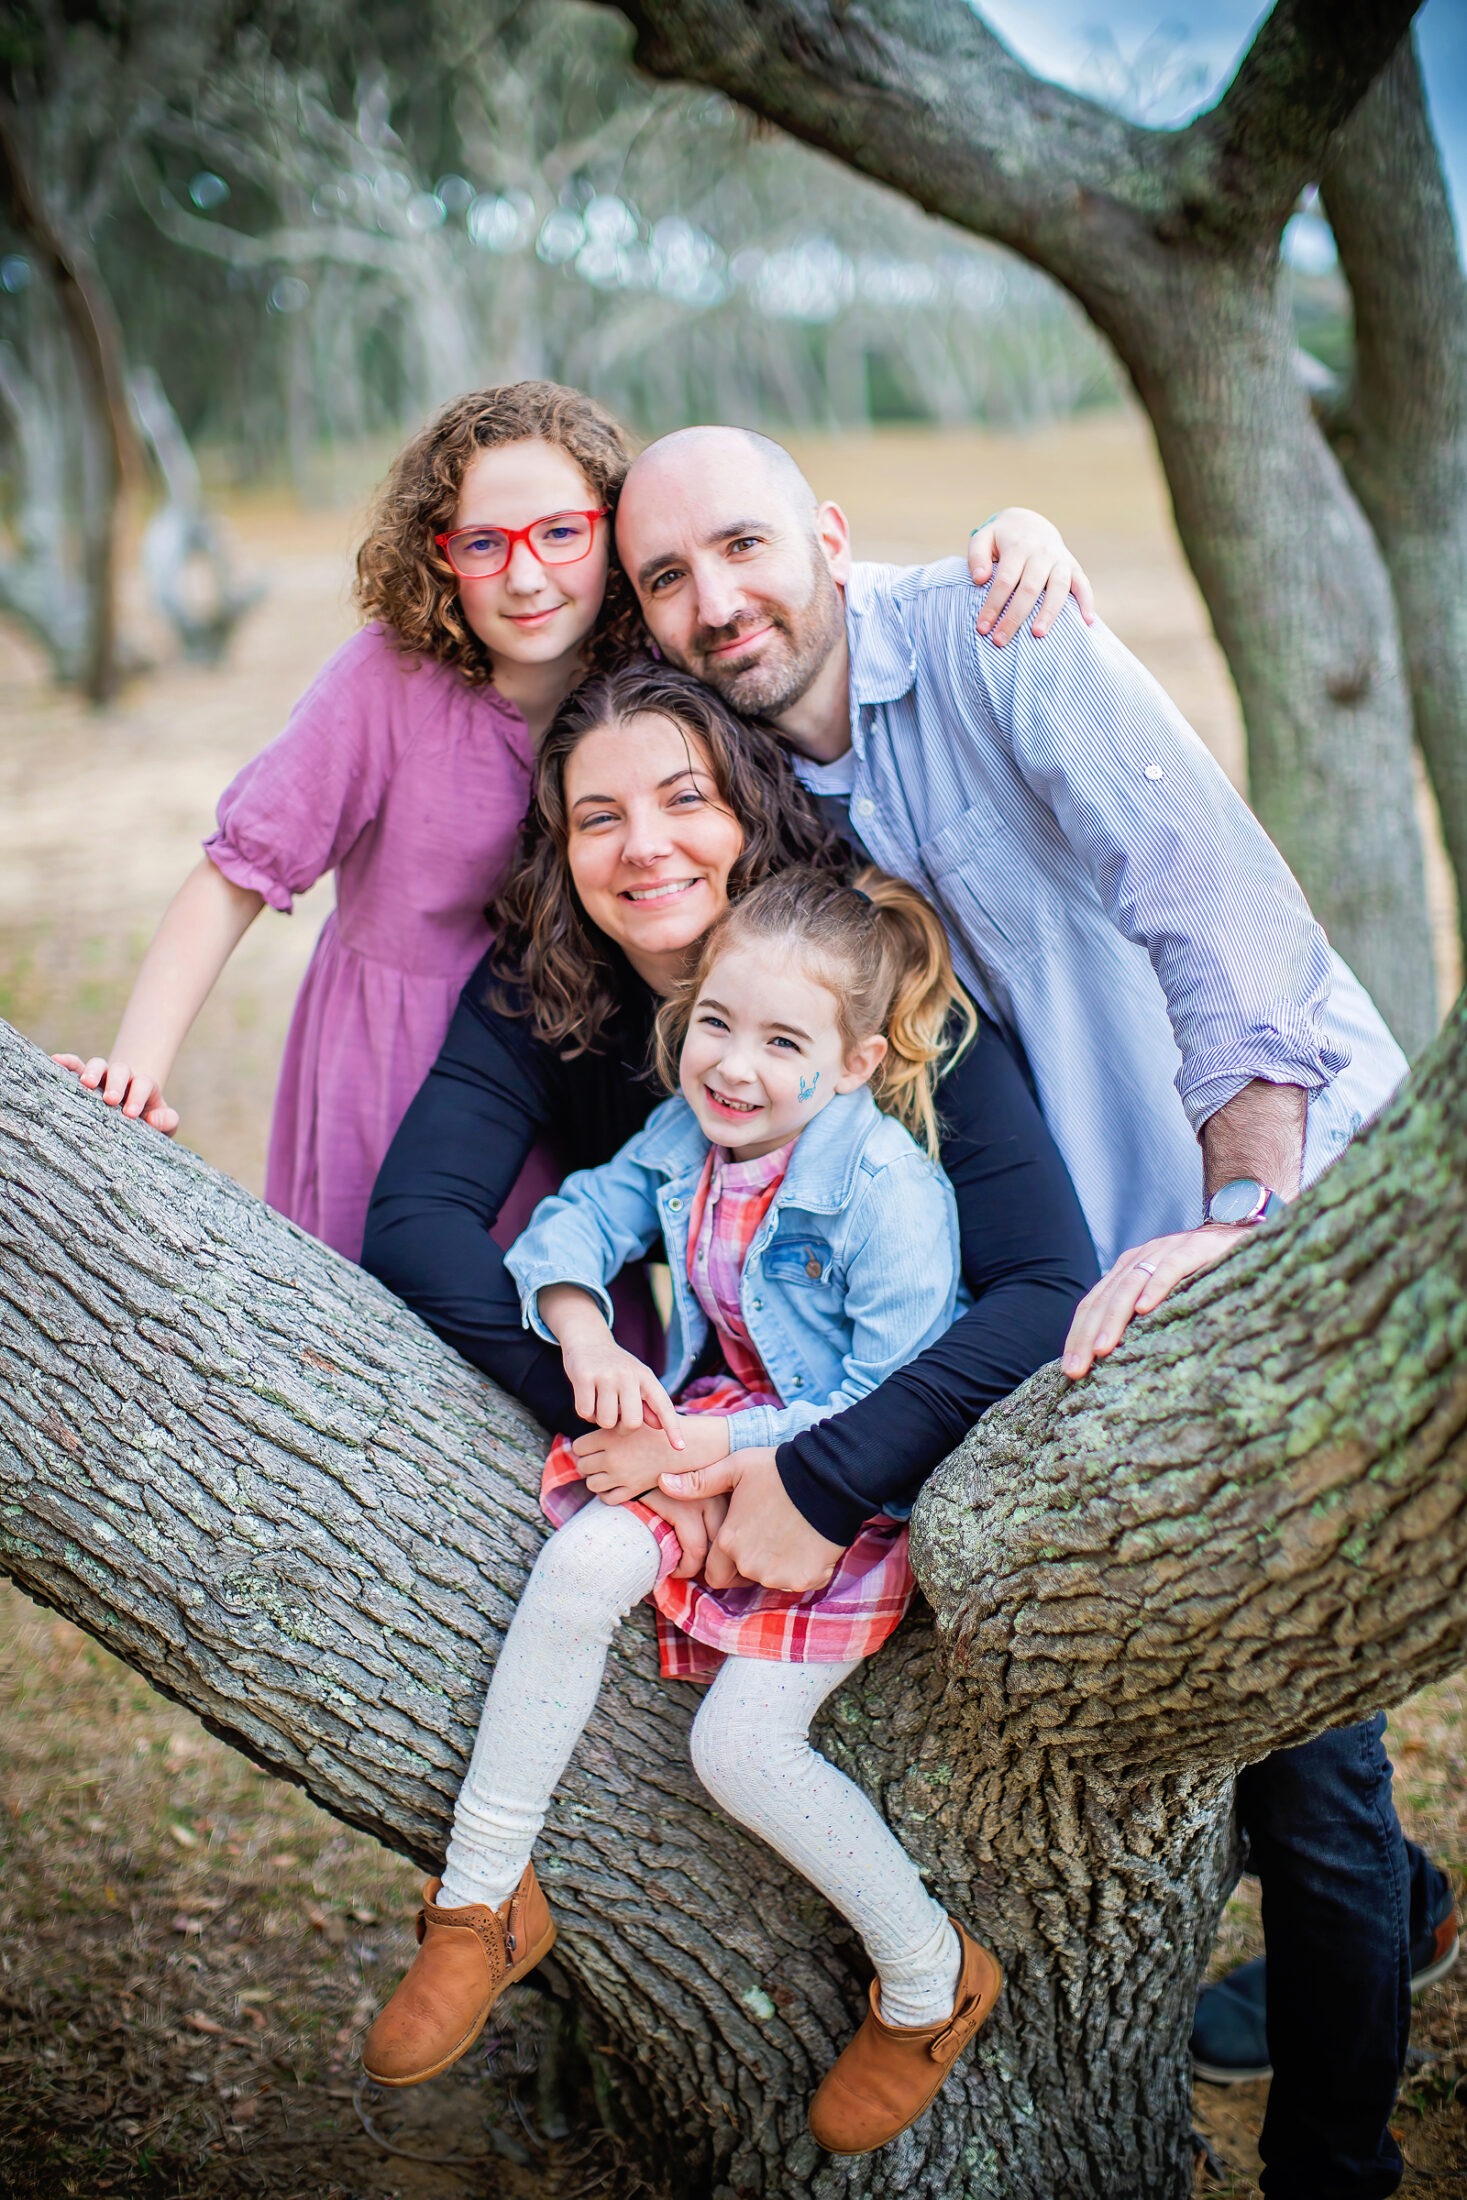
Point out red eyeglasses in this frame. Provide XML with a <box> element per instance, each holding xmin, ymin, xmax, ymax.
<box><xmin>434</xmin><ymin>507</ymin><xmax>609</xmax><ymax>581</ymax></box>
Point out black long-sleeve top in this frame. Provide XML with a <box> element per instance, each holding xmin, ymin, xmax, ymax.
<box><xmin>362</xmin><ymin>951</ymin><xmax>1099</xmax><ymax>1545</ymax></box>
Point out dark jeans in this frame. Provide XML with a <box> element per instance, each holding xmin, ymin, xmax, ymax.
<box><xmin>1240</xmin><ymin>1714</ymin><xmax>1410</xmax><ymax>2200</ymax></box>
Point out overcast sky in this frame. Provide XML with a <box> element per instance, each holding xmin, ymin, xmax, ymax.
<box><xmin>977</xmin><ymin>0</ymin><xmax>1466</xmax><ymax>247</ymax></box>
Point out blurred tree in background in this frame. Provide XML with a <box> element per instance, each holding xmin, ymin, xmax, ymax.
<box><xmin>0</xmin><ymin>0</ymin><xmax>1111</xmax><ymax>701</ymax></box>
<box><xmin>595</xmin><ymin>0</ymin><xmax>1467</xmax><ymax>1056</ymax></box>
<box><xmin>1</xmin><ymin>0</ymin><xmax>1461</xmax><ymax>1046</ymax></box>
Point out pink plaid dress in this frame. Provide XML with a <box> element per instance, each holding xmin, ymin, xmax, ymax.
<box><xmin>540</xmin><ymin>1140</ymin><xmax>915</xmax><ymax>1682</ymax></box>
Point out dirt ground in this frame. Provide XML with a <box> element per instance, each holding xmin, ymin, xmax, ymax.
<box><xmin>1</xmin><ymin>411</ymin><xmax>1464</xmax><ymax>2196</ymax></box>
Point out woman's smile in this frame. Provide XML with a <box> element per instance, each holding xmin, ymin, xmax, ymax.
<box><xmin>563</xmin><ymin>712</ymin><xmax>744</xmax><ymax>994</ymax></box>
<box><xmin>619</xmin><ymin>875</ymin><xmax>704</xmax><ymax>905</ymax></box>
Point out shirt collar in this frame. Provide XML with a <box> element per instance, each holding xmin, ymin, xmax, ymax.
<box><xmin>844</xmin><ymin>561</ymin><xmax>917</xmax><ymax>710</ymax></box>
<box><xmin>713</xmin><ymin>1138</ymin><xmax>796</xmax><ymax>1194</ymax></box>
<box><xmin>640</xmin><ymin>1087</ymin><xmax>886</xmax><ymax>1213</ymax></box>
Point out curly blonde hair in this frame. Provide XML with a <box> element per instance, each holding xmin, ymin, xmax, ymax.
<box><xmin>353</xmin><ymin>381</ymin><xmax>641</xmax><ymax>683</ymax></box>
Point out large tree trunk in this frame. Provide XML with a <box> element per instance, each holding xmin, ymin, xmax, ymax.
<box><xmin>584</xmin><ymin>0</ymin><xmax>1442</xmax><ymax>1052</ymax></box>
<box><xmin>2</xmin><ymin>1004</ymin><xmax>1465</xmax><ymax>2197</ymax></box>
<box><xmin>1320</xmin><ymin>40</ymin><xmax>1467</xmax><ymax>963</ymax></box>
<box><xmin>1075</xmin><ymin>262</ymin><xmax>1432</xmax><ymax>1049</ymax></box>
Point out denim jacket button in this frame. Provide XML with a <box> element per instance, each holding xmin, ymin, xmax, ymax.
<box><xmin>751</xmin><ymin>1297</ymin><xmax>763</xmax><ymax>1312</ymax></box>
<box><xmin>667</xmin><ymin>1197</ymin><xmax>683</xmax><ymax>1212</ymax></box>
<box><xmin>792</xmin><ymin>1374</ymin><xmax>804</xmax><ymax>1387</ymax></box>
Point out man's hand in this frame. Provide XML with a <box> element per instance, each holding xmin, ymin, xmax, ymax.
<box><xmin>1064</xmin><ymin>1079</ymin><xmax>1307</xmax><ymax>1378</ymax></box>
<box><xmin>1061</xmin><ymin>1226</ymin><xmax>1249</xmax><ymax>1379</ymax></box>
<box><xmin>575</xmin><ymin>1412</ymin><xmax>730</xmax><ymax>1504</ymax></box>
<box><xmin>633</xmin><ymin>1487</ymin><xmax>730</xmax><ymax>1580</ymax></box>
<box><xmin>660</xmin><ymin>1447</ymin><xmax>846</xmax><ymax>1594</ymax></box>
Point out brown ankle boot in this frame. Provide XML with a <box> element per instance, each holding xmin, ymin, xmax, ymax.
<box><xmin>807</xmin><ymin>1919</ymin><xmax>1002</xmax><ymax>2157</ymax></box>
<box><xmin>362</xmin><ymin>1865</ymin><xmax>556</xmax><ymax>2087</ymax></box>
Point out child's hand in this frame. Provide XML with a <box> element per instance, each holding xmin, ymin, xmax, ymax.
<box><xmin>635</xmin><ymin>1487</ymin><xmax>731</xmax><ymax>1581</ymax></box>
<box><xmin>574</xmin><ymin>1412</ymin><xmax>729</xmax><ymax>1502</ymax></box>
<box><xmin>967</xmin><ymin>508</ymin><xmax>1096</xmax><ymax>644</ymax></box>
<box><xmin>50</xmin><ymin>1054</ymin><xmax>180</xmax><ymax>1135</ymax></box>
<box><xmin>538</xmin><ymin>1284</ymin><xmax>684</xmax><ymax>1443</ymax></box>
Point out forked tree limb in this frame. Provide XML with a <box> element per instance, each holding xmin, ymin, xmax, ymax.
<box><xmin>593</xmin><ymin>0</ymin><xmax>1420</xmax><ymax>285</ymax></box>
<box><xmin>914</xmin><ymin>986</ymin><xmax>1467</xmax><ymax>1771</ymax></box>
<box><xmin>1</xmin><ymin>1001</ymin><xmax>1464</xmax><ymax>2196</ymax></box>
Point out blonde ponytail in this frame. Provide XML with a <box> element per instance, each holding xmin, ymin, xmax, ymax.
<box><xmin>853</xmin><ymin>866</ymin><xmax>978</xmax><ymax>1159</ymax></box>
<box><xmin>655</xmin><ymin>864</ymin><xmax>975</xmax><ymax>1159</ymax></box>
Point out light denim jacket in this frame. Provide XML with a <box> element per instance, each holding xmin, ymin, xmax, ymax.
<box><xmin>505</xmin><ymin>1087</ymin><xmax>961</xmax><ymax>1454</ymax></box>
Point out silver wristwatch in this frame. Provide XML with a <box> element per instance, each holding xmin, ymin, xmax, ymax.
<box><xmin>1204</xmin><ymin>1178</ymin><xmax>1287</xmax><ymax>1226</ymax></box>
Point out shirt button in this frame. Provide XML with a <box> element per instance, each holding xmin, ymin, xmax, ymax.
<box><xmin>856</xmin><ymin>797</ymin><xmax>875</xmax><ymax>816</ymax></box>
<box><xmin>1144</xmin><ymin>763</ymin><xmax>1163</xmax><ymax>781</ymax></box>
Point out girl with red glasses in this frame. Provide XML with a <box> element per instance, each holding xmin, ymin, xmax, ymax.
<box><xmin>52</xmin><ymin>379</ymin><xmax>1088</xmax><ymax>1268</ymax></box>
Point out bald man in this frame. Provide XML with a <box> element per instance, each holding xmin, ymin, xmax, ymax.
<box><xmin>613</xmin><ymin>425</ymin><xmax>1431</xmax><ymax>2200</ymax></box>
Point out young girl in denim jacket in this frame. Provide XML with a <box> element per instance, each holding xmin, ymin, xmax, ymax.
<box><xmin>364</xmin><ymin>866</ymin><xmax>1004</xmax><ymax>2155</ymax></box>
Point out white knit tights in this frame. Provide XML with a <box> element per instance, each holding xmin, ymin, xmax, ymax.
<box><xmin>438</xmin><ymin>1499</ymin><xmax>960</xmax><ymax>2029</ymax></box>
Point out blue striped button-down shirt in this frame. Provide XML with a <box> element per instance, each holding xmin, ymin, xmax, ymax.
<box><xmin>810</xmin><ymin>558</ymin><xmax>1407</xmax><ymax>1271</ymax></box>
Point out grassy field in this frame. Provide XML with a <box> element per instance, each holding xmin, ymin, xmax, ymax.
<box><xmin>1</xmin><ymin>412</ymin><xmax>1464</xmax><ymax>2197</ymax></box>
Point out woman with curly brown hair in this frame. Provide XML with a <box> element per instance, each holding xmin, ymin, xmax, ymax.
<box><xmin>53</xmin><ymin>377</ymin><xmax>1085</xmax><ymax>1264</ymax></box>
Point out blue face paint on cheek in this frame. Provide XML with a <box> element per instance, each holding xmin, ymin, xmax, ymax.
<box><xmin>798</xmin><ymin>1071</ymin><xmax>819</xmax><ymax>1103</ymax></box>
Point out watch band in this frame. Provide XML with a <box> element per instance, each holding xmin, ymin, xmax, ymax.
<box><xmin>1204</xmin><ymin>1178</ymin><xmax>1287</xmax><ymax>1227</ymax></box>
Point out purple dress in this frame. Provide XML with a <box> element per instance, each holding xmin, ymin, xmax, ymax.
<box><xmin>205</xmin><ymin>624</ymin><xmax>535</xmax><ymax>1263</ymax></box>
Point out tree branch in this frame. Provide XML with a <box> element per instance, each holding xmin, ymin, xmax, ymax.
<box><xmin>912</xmin><ymin>986</ymin><xmax>1467</xmax><ymax>1774</ymax></box>
<box><xmin>1189</xmin><ymin>0</ymin><xmax>1421</xmax><ymax>240</ymax></box>
<box><xmin>592</xmin><ymin>0</ymin><xmax>1423</xmax><ymax>288</ymax></box>
<box><xmin>2</xmin><ymin>1001</ymin><xmax>1463</xmax><ymax>2194</ymax></box>
<box><xmin>0</xmin><ymin>107</ymin><xmax>134</xmax><ymax>701</ymax></box>
<box><xmin>593</xmin><ymin>0</ymin><xmax>1164</xmax><ymax>281</ymax></box>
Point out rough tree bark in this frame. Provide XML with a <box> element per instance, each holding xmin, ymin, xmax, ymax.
<box><xmin>581</xmin><ymin>0</ymin><xmax>1440</xmax><ymax>1053</ymax></box>
<box><xmin>3</xmin><ymin>1001</ymin><xmax>1466</xmax><ymax>2196</ymax></box>
<box><xmin>1320</xmin><ymin>41</ymin><xmax>1467</xmax><ymax>963</ymax></box>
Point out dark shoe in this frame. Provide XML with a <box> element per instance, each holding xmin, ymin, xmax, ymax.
<box><xmin>362</xmin><ymin>1866</ymin><xmax>556</xmax><ymax>2087</ymax></box>
<box><xmin>1191</xmin><ymin>1955</ymin><xmax>1272</xmax><ymax>2084</ymax></box>
<box><xmin>1192</xmin><ymin>1876</ymin><xmax>1458</xmax><ymax>2086</ymax></box>
<box><xmin>808</xmin><ymin>1920</ymin><xmax>1002</xmax><ymax>2157</ymax></box>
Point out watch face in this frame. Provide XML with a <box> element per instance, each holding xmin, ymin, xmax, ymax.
<box><xmin>1209</xmin><ymin>1178</ymin><xmax>1265</xmax><ymax>1225</ymax></box>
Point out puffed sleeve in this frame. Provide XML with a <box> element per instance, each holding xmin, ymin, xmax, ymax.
<box><xmin>204</xmin><ymin>625</ymin><xmax>414</xmax><ymax>910</ymax></box>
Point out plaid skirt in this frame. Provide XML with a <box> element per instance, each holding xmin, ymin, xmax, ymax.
<box><xmin>539</xmin><ymin>1372</ymin><xmax>915</xmax><ymax>1684</ymax></box>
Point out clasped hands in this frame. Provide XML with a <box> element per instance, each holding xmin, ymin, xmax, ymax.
<box><xmin>542</xmin><ymin>1283</ymin><xmax>845</xmax><ymax>1597</ymax></box>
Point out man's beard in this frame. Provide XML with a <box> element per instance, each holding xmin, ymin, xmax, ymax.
<box><xmin>683</xmin><ymin>552</ymin><xmax>844</xmax><ymax>717</ymax></box>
